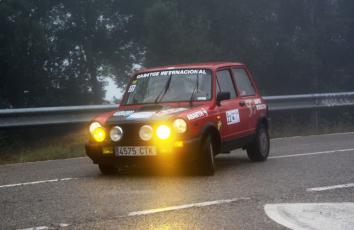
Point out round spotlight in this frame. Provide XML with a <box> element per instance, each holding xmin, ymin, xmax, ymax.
<box><xmin>156</xmin><ymin>125</ymin><xmax>171</xmax><ymax>140</ymax></box>
<box><xmin>173</xmin><ymin>119</ymin><xmax>187</xmax><ymax>133</ymax></box>
<box><xmin>139</xmin><ymin>125</ymin><xmax>153</xmax><ymax>141</ymax></box>
<box><xmin>92</xmin><ymin>127</ymin><xmax>106</xmax><ymax>142</ymax></box>
<box><xmin>110</xmin><ymin>126</ymin><xmax>123</xmax><ymax>142</ymax></box>
<box><xmin>89</xmin><ymin>122</ymin><xmax>102</xmax><ymax>134</ymax></box>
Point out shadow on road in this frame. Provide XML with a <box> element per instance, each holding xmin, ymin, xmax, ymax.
<box><xmin>95</xmin><ymin>153</ymin><xmax>255</xmax><ymax>178</ymax></box>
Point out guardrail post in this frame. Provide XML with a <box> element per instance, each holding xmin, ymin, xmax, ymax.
<box><xmin>314</xmin><ymin>96</ymin><xmax>319</xmax><ymax>132</ymax></box>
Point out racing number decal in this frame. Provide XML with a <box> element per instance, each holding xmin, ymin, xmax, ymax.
<box><xmin>226</xmin><ymin>109</ymin><xmax>240</xmax><ymax>125</ymax></box>
<box><xmin>128</xmin><ymin>85</ymin><xmax>136</xmax><ymax>93</ymax></box>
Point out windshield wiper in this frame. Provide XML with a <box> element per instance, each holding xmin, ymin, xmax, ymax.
<box><xmin>189</xmin><ymin>74</ymin><xmax>199</xmax><ymax>107</ymax></box>
<box><xmin>154</xmin><ymin>74</ymin><xmax>172</xmax><ymax>104</ymax></box>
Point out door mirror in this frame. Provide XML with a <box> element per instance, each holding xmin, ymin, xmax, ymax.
<box><xmin>216</xmin><ymin>91</ymin><xmax>231</xmax><ymax>106</ymax></box>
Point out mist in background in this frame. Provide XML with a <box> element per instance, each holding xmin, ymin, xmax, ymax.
<box><xmin>1</xmin><ymin>0</ymin><xmax>354</xmax><ymax>108</ymax></box>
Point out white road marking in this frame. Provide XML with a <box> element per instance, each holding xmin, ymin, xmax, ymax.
<box><xmin>307</xmin><ymin>183</ymin><xmax>354</xmax><ymax>192</ymax></box>
<box><xmin>18</xmin><ymin>223</ymin><xmax>70</xmax><ymax>230</ymax></box>
<box><xmin>269</xmin><ymin>148</ymin><xmax>354</xmax><ymax>159</ymax></box>
<box><xmin>265</xmin><ymin>203</ymin><xmax>354</xmax><ymax>230</ymax></box>
<box><xmin>0</xmin><ymin>178</ymin><xmax>77</xmax><ymax>189</ymax></box>
<box><xmin>1</xmin><ymin>156</ymin><xmax>87</xmax><ymax>167</ymax></box>
<box><xmin>127</xmin><ymin>197</ymin><xmax>250</xmax><ymax>217</ymax></box>
<box><xmin>18</xmin><ymin>226</ymin><xmax>48</xmax><ymax>230</ymax></box>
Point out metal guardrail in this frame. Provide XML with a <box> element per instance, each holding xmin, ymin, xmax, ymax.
<box><xmin>265</xmin><ymin>92</ymin><xmax>354</xmax><ymax>111</ymax></box>
<box><xmin>1</xmin><ymin>92</ymin><xmax>354</xmax><ymax>128</ymax></box>
<box><xmin>0</xmin><ymin>105</ymin><xmax>117</xmax><ymax>128</ymax></box>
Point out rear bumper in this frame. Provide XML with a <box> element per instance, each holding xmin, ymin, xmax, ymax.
<box><xmin>85</xmin><ymin>137</ymin><xmax>201</xmax><ymax>165</ymax></box>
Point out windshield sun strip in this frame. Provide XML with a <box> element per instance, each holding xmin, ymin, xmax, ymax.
<box><xmin>122</xmin><ymin>69</ymin><xmax>213</xmax><ymax>105</ymax></box>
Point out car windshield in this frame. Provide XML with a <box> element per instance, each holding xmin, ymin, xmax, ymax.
<box><xmin>123</xmin><ymin>69</ymin><xmax>212</xmax><ymax>105</ymax></box>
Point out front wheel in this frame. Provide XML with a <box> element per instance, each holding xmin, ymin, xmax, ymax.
<box><xmin>247</xmin><ymin>124</ymin><xmax>270</xmax><ymax>162</ymax></box>
<box><xmin>198</xmin><ymin>135</ymin><xmax>215</xmax><ymax>175</ymax></box>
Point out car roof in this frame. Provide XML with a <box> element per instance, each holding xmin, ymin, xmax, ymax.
<box><xmin>136</xmin><ymin>62</ymin><xmax>244</xmax><ymax>73</ymax></box>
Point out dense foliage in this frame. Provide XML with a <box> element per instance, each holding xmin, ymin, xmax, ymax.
<box><xmin>1</xmin><ymin>0</ymin><xmax>353</xmax><ymax>108</ymax></box>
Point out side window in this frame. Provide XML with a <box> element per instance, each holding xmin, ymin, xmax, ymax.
<box><xmin>216</xmin><ymin>70</ymin><xmax>237</xmax><ymax>99</ymax></box>
<box><xmin>232</xmin><ymin>68</ymin><xmax>256</xmax><ymax>96</ymax></box>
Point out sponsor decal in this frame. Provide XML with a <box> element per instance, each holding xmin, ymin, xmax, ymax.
<box><xmin>127</xmin><ymin>112</ymin><xmax>155</xmax><ymax>120</ymax></box>
<box><xmin>187</xmin><ymin>108</ymin><xmax>208</xmax><ymax>120</ymax></box>
<box><xmin>156</xmin><ymin>108</ymin><xmax>187</xmax><ymax>117</ymax></box>
<box><xmin>197</xmin><ymin>96</ymin><xmax>207</xmax><ymax>101</ymax></box>
<box><xmin>137</xmin><ymin>69</ymin><xmax>207</xmax><ymax>79</ymax></box>
<box><xmin>245</xmin><ymin>99</ymin><xmax>256</xmax><ymax>117</ymax></box>
<box><xmin>254</xmin><ymin>98</ymin><xmax>262</xmax><ymax>105</ymax></box>
<box><xmin>136</xmin><ymin>71</ymin><xmax>160</xmax><ymax>79</ymax></box>
<box><xmin>256</xmin><ymin>104</ymin><xmax>267</xmax><ymax>110</ymax></box>
<box><xmin>226</xmin><ymin>109</ymin><xmax>240</xmax><ymax>125</ymax></box>
<box><xmin>128</xmin><ymin>85</ymin><xmax>136</xmax><ymax>93</ymax></box>
<box><xmin>113</xmin><ymin>110</ymin><xmax>135</xmax><ymax>117</ymax></box>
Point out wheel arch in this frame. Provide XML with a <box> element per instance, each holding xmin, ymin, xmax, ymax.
<box><xmin>200</xmin><ymin>123</ymin><xmax>222</xmax><ymax>155</ymax></box>
<box><xmin>257</xmin><ymin>115</ymin><xmax>269</xmax><ymax>131</ymax></box>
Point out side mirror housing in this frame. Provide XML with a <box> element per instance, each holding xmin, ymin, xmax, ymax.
<box><xmin>216</xmin><ymin>92</ymin><xmax>231</xmax><ymax>106</ymax></box>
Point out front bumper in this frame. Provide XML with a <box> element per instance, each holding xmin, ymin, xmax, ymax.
<box><xmin>85</xmin><ymin>137</ymin><xmax>201</xmax><ymax>165</ymax></box>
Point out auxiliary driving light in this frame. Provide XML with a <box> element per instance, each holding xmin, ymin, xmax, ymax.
<box><xmin>139</xmin><ymin>125</ymin><xmax>153</xmax><ymax>141</ymax></box>
<box><xmin>89</xmin><ymin>121</ymin><xmax>102</xmax><ymax>134</ymax></box>
<box><xmin>173</xmin><ymin>119</ymin><xmax>187</xmax><ymax>133</ymax></box>
<box><xmin>92</xmin><ymin>127</ymin><xmax>106</xmax><ymax>142</ymax></box>
<box><xmin>110</xmin><ymin>126</ymin><xmax>123</xmax><ymax>142</ymax></box>
<box><xmin>156</xmin><ymin>125</ymin><xmax>171</xmax><ymax>140</ymax></box>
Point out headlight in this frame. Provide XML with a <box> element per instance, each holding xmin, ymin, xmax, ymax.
<box><xmin>139</xmin><ymin>125</ymin><xmax>153</xmax><ymax>141</ymax></box>
<box><xmin>173</xmin><ymin>119</ymin><xmax>187</xmax><ymax>133</ymax></box>
<box><xmin>92</xmin><ymin>127</ymin><xmax>106</xmax><ymax>142</ymax></box>
<box><xmin>89</xmin><ymin>122</ymin><xmax>102</xmax><ymax>134</ymax></box>
<box><xmin>156</xmin><ymin>125</ymin><xmax>171</xmax><ymax>140</ymax></box>
<box><xmin>110</xmin><ymin>126</ymin><xmax>123</xmax><ymax>142</ymax></box>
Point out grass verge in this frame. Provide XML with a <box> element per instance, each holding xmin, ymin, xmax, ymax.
<box><xmin>0</xmin><ymin>125</ymin><xmax>87</xmax><ymax>164</ymax></box>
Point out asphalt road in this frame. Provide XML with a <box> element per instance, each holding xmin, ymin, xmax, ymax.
<box><xmin>0</xmin><ymin>132</ymin><xmax>354</xmax><ymax>230</ymax></box>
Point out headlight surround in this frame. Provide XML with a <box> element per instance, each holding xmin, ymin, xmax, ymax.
<box><xmin>156</xmin><ymin>125</ymin><xmax>171</xmax><ymax>140</ymax></box>
<box><xmin>139</xmin><ymin>125</ymin><xmax>153</xmax><ymax>141</ymax></box>
<box><xmin>172</xmin><ymin>119</ymin><xmax>187</xmax><ymax>133</ymax></box>
<box><xmin>92</xmin><ymin>127</ymin><xmax>106</xmax><ymax>142</ymax></box>
<box><xmin>110</xmin><ymin>126</ymin><xmax>123</xmax><ymax>142</ymax></box>
<box><xmin>89</xmin><ymin>121</ymin><xmax>102</xmax><ymax>134</ymax></box>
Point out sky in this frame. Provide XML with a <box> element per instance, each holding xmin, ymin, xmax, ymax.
<box><xmin>103</xmin><ymin>77</ymin><xmax>124</xmax><ymax>103</ymax></box>
<box><xmin>103</xmin><ymin>64</ymin><xmax>141</xmax><ymax>103</ymax></box>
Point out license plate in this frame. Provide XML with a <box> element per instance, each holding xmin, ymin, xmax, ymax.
<box><xmin>115</xmin><ymin>146</ymin><xmax>157</xmax><ymax>156</ymax></box>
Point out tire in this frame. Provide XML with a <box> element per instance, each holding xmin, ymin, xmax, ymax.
<box><xmin>247</xmin><ymin>124</ymin><xmax>270</xmax><ymax>162</ymax></box>
<box><xmin>198</xmin><ymin>134</ymin><xmax>215</xmax><ymax>175</ymax></box>
<box><xmin>98</xmin><ymin>164</ymin><xmax>116</xmax><ymax>175</ymax></box>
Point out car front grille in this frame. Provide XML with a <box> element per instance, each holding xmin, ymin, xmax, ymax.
<box><xmin>106</xmin><ymin>122</ymin><xmax>153</xmax><ymax>146</ymax></box>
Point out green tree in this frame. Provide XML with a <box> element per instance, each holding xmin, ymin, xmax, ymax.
<box><xmin>0</xmin><ymin>0</ymin><xmax>51</xmax><ymax>107</ymax></box>
<box><xmin>143</xmin><ymin>1</ymin><xmax>217</xmax><ymax>66</ymax></box>
<box><xmin>45</xmin><ymin>0</ymin><xmax>142</xmax><ymax>105</ymax></box>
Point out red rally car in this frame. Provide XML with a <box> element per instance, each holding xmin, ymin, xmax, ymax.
<box><xmin>86</xmin><ymin>62</ymin><xmax>270</xmax><ymax>175</ymax></box>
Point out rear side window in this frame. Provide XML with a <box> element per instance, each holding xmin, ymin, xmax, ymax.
<box><xmin>216</xmin><ymin>70</ymin><xmax>237</xmax><ymax>99</ymax></box>
<box><xmin>232</xmin><ymin>68</ymin><xmax>256</xmax><ymax>96</ymax></box>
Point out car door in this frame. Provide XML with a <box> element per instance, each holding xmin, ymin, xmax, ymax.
<box><xmin>216</xmin><ymin>68</ymin><xmax>250</xmax><ymax>141</ymax></box>
<box><xmin>231</xmin><ymin>67</ymin><xmax>259</xmax><ymax>133</ymax></box>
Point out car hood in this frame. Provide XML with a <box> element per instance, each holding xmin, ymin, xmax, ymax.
<box><xmin>105</xmin><ymin>106</ymin><xmax>190</xmax><ymax>124</ymax></box>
